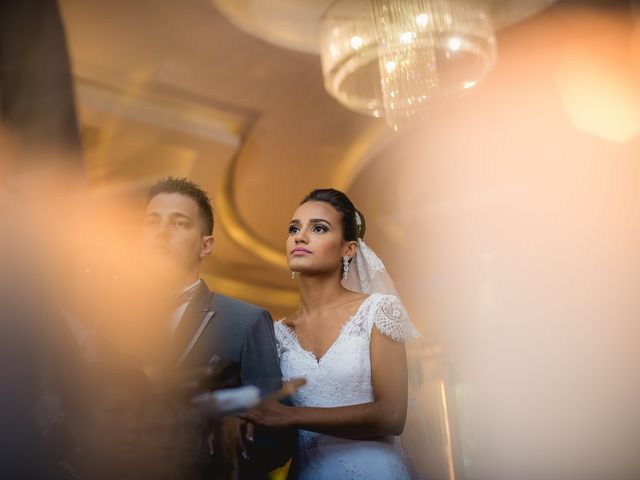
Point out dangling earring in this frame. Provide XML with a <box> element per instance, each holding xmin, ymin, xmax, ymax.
<box><xmin>342</xmin><ymin>256</ymin><xmax>350</xmax><ymax>280</ymax></box>
<box><xmin>291</xmin><ymin>271</ymin><xmax>297</xmax><ymax>279</ymax></box>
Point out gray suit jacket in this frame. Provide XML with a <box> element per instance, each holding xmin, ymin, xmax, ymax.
<box><xmin>172</xmin><ymin>280</ymin><xmax>295</xmax><ymax>479</ymax></box>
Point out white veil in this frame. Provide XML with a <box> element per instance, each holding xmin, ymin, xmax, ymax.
<box><xmin>341</xmin><ymin>238</ymin><xmax>430</xmax><ymax>479</ymax></box>
<box><xmin>343</xmin><ymin>238</ymin><xmax>399</xmax><ymax>296</ymax></box>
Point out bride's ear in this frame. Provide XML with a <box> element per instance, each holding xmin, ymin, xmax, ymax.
<box><xmin>344</xmin><ymin>240</ymin><xmax>358</xmax><ymax>259</ymax></box>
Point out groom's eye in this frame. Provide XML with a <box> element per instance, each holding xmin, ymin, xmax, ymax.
<box><xmin>144</xmin><ymin>216</ymin><xmax>159</xmax><ymax>226</ymax></box>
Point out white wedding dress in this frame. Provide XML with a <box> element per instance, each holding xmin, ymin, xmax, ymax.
<box><xmin>274</xmin><ymin>293</ymin><xmax>415</xmax><ymax>480</ymax></box>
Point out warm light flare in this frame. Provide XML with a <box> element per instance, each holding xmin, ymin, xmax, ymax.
<box><xmin>556</xmin><ymin>31</ymin><xmax>640</xmax><ymax>143</ymax></box>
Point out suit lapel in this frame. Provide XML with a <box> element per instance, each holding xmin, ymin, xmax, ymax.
<box><xmin>172</xmin><ymin>281</ymin><xmax>216</xmax><ymax>367</ymax></box>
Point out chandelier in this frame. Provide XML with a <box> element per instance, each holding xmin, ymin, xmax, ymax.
<box><xmin>321</xmin><ymin>0</ymin><xmax>498</xmax><ymax>130</ymax></box>
<box><xmin>212</xmin><ymin>0</ymin><xmax>557</xmax><ymax>130</ymax></box>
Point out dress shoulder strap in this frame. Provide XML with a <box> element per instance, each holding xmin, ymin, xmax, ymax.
<box><xmin>367</xmin><ymin>294</ymin><xmax>420</xmax><ymax>342</ymax></box>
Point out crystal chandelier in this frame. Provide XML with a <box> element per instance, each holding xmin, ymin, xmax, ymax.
<box><xmin>320</xmin><ymin>0</ymin><xmax>498</xmax><ymax>130</ymax></box>
<box><xmin>212</xmin><ymin>0</ymin><xmax>557</xmax><ymax>129</ymax></box>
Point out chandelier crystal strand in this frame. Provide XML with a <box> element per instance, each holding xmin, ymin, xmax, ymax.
<box><xmin>320</xmin><ymin>0</ymin><xmax>384</xmax><ymax>116</ymax></box>
<box><xmin>373</xmin><ymin>0</ymin><xmax>438</xmax><ymax>130</ymax></box>
<box><xmin>373</xmin><ymin>0</ymin><xmax>497</xmax><ymax>130</ymax></box>
<box><xmin>429</xmin><ymin>0</ymin><xmax>497</xmax><ymax>95</ymax></box>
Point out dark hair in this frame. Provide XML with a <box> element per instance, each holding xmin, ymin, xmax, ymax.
<box><xmin>301</xmin><ymin>188</ymin><xmax>366</xmax><ymax>241</ymax></box>
<box><xmin>148</xmin><ymin>177</ymin><xmax>214</xmax><ymax>235</ymax></box>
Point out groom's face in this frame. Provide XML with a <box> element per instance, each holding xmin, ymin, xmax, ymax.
<box><xmin>142</xmin><ymin>193</ymin><xmax>213</xmax><ymax>274</ymax></box>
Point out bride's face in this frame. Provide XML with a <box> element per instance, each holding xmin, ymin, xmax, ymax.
<box><xmin>287</xmin><ymin>201</ymin><xmax>352</xmax><ymax>276</ymax></box>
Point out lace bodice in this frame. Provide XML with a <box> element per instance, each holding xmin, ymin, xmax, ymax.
<box><xmin>275</xmin><ymin>293</ymin><xmax>415</xmax><ymax>409</ymax></box>
<box><xmin>274</xmin><ymin>293</ymin><xmax>415</xmax><ymax>479</ymax></box>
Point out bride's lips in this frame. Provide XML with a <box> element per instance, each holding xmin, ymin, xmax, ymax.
<box><xmin>291</xmin><ymin>247</ymin><xmax>312</xmax><ymax>255</ymax></box>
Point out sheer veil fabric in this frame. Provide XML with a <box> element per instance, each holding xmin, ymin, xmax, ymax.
<box><xmin>342</xmin><ymin>239</ymin><xmax>429</xmax><ymax>479</ymax></box>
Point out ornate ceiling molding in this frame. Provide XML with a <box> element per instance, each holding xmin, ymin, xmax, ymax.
<box><xmin>216</xmin><ymin>133</ymin><xmax>290</xmax><ymax>270</ymax></box>
<box><xmin>75</xmin><ymin>77</ymin><xmax>244</xmax><ymax>147</ymax></box>
<box><xmin>331</xmin><ymin>121</ymin><xmax>390</xmax><ymax>191</ymax></box>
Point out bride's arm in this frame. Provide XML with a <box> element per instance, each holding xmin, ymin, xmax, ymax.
<box><xmin>240</xmin><ymin>327</ymin><xmax>408</xmax><ymax>438</ymax></box>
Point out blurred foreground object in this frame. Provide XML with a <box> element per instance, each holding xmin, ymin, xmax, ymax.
<box><xmin>191</xmin><ymin>378</ymin><xmax>306</xmax><ymax>418</ymax></box>
<box><xmin>0</xmin><ymin>0</ymin><xmax>82</xmax><ymax>171</ymax></box>
<box><xmin>389</xmin><ymin>3</ymin><xmax>640</xmax><ymax>479</ymax></box>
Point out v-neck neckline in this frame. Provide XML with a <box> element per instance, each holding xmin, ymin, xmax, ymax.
<box><xmin>279</xmin><ymin>294</ymin><xmax>375</xmax><ymax>364</ymax></box>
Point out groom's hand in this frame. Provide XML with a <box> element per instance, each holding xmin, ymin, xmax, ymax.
<box><xmin>219</xmin><ymin>417</ymin><xmax>255</xmax><ymax>461</ymax></box>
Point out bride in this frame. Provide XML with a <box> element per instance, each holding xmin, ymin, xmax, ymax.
<box><xmin>241</xmin><ymin>188</ymin><xmax>420</xmax><ymax>479</ymax></box>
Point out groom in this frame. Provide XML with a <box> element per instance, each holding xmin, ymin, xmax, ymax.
<box><xmin>141</xmin><ymin>177</ymin><xmax>295</xmax><ymax>479</ymax></box>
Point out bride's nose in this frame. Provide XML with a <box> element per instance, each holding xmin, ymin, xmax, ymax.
<box><xmin>294</xmin><ymin>229</ymin><xmax>308</xmax><ymax>244</ymax></box>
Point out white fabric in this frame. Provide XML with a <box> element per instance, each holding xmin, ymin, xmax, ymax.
<box><xmin>168</xmin><ymin>278</ymin><xmax>203</xmax><ymax>335</ymax></box>
<box><xmin>342</xmin><ymin>239</ymin><xmax>400</xmax><ymax>297</ymax></box>
<box><xmin>275</xmin><ymin>293</ymin><xmax>414</xmax><ymax>479</ymax></box>
<box><xmin>340</xmin><ymin>239</ymin><xmax>428</xmax><ymax>478</ymax></box>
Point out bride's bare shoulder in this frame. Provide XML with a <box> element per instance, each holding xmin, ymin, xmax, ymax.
<box><xmin>281</xmin><ymin>310</ymin><xmax>301</xmax><ymax>328</ymax></box>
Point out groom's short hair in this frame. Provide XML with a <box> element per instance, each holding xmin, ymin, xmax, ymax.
<box><xmin>148</xmin><ymin>177</ymin><xmax>214</xmax><ymax>235</ymax></box>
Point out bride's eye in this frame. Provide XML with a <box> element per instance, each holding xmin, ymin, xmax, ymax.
<box><xmin>312</xmin><ymin>225</ymin><xmax>328</xmax><ymax>233</ymax></box>
<box><xmin>289</xmin><ymin>225</ymin><xmax>300</xmax><ymax>235</ymax></box>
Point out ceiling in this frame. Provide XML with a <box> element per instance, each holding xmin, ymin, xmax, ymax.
<box><xmin>59</xmin><ymin>0</ymin><xmax>393</xmax><ymax>315</ymax></box>
<box><xmin>57</xmin><ymin>0</ymin><xmax>638</xmax><ymax>318</ymax></box>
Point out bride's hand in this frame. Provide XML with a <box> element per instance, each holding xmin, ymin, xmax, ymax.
<box><xmin>239</xmin><ymin>400</ymin><xmax>294</xmax><ymax>429</ymax></box>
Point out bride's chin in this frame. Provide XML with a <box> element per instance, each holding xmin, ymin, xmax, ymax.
<box><xmin>290</xmin><ymin>268</ymin><xmax>336</xmax><ymax>278</ymax></box>
<box><xmin>288</xmin><ymin>260</ymin><xmax>310</xmax><ymax>272</ymax></box>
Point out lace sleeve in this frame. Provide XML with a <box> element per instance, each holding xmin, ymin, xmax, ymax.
<box><xmin>371</xmin><ymin>295</ymin><xmax>420</xmax><ymax>342</ymax></box>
